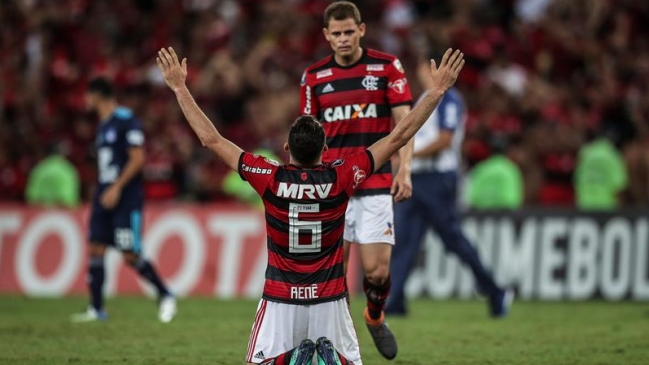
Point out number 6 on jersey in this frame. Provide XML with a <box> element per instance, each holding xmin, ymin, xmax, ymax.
<box><xmin>288</xmin><ymin>203</ymin><xmax>322</xmax><ymax>253</ymax></box>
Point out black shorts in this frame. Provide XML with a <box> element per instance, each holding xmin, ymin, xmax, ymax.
<box><xmin>88</xmin><ymin>199</ymin><xmax>143</xmax><ymax>253</ymax></box>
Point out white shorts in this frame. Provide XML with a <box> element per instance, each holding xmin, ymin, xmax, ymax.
<box><xmin>344</xmin><ymin>194</ymin><xmax>395</xmax><ymax>245</ymax></box>
<box><xmin>246</xmin><ymin>298</ymin><xmax>362</xmax><ymax>365</ymax></box>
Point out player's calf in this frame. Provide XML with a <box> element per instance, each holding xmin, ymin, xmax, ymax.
<box><xmin>125</xmin><ymin>253</ymin><xmax>177</xmax><ymax>322</ymax></box>
<box><xmin>362</xmin><ymin>275</ymin><xmax>397</xmax><ymax>359</ymax></box>
<box><xmin>363</xmin><ymin>275</ymin><xmax>390</xmax><ymax>319</ymax></box>
<box><xmin>126</xmin><ymin>254</ymin><xmax>171</xmax><ymax>298</ymax></box>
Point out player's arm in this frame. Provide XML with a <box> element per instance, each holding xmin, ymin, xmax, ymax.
<box><xmin>116</xmin><ymin>147</ymin><xmax>145</xmax><ymax>188</ymax></box>
<box><xmin>390</xmin><ymin>104</ymin><xmax>413</xmax><ymax>201</ymax></box>
<box><xmin>299</xmin><ymin>69</ymin><xmax>319</xmax><ymax>116</ymax></box>
<box><xmin>392</xmin><ymin>106</ymin><xmax>413</xmax><ymax>161</ymax></box>
<box><xmin>157</xmin><ymin>47</ymin><xmax>242</xmax><ymax>170</ymax></box>
<box><xmin>413</xmin><ymin>129</ymin><xmax>453</xmax><ymax>158</ymax></box>
<box><xmin>414</xmin><ymin>62</ymin><xmax>459</xmax><ymax>157</ymax></box>
<box><xmin>368</xmin><ymin>49</ymin><xmax>464</xmax><ymax>171</ymax></box>
<box><xmin>101</xmin><ymin>145</ymin><xmax>145</xmax><ymax>209</ymax></box>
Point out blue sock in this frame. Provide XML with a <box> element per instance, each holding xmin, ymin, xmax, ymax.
<box><xmin>88</xmin><ymin>257</ymin><xmax>105</xmax><ymax>311</ymax></box>
<box><xmin>134</xmin><ymin>259</ymin><xmax>170</xmax><ymax>297</ymax></box>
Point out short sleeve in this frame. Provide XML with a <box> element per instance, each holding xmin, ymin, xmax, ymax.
<box><xmin>299</xmin><ymin>69</ymin><xmax>320</xmax><ymax>117</ymax></box>
<box><xmin>437</xmin><ymin>91</ymin><xmax>464</xmax><ymax>131</ymax></box>
<box><xmin>386</xmin><ymin>58</ymin><xmax>412</xmax><ymax>107</ymax></box>
<box><xmin>125</xmin><ymin>118</ymin><xmax>145</xmax><ymax>147</ymax></box>
<box><xmin>334</xmin><ymin>151</ymin><xmax>375</xmax><ymax>195</ymax></box>
<box><xmin>238</xmin><ymin>152</ymin><xmax>278</xmax><ymax>196</ymax></box>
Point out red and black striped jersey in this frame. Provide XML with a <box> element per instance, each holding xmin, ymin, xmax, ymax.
<box><xmin>300</xmin><ymin>48</ymin><xmax>412</xmax><ymax>195</ymax></box>
<box><xmin>238</xmin><ymin>150</ymin><xmax>374</xmax><ymax>304</ymax></box>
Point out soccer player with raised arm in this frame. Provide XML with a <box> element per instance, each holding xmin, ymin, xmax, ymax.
<box><xmin>71</xmin><ymin>78</ymin><xmax>177</xmax><ymax>323</ymax></box>
<box><xmin>300</xmin><ymin>1</ymin><xmax>413</xmax><ymax>359</ymax></box>
<box><xmin>156</xmin><ymin>46</ymin><xmax>463</xmax><ymax>365</ymax></box>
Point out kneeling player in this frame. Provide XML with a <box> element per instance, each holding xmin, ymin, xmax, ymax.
<box><xmin>156</xmin><ymin>44</ymin><xmax>464</xmax><ymax>364</ymax></box>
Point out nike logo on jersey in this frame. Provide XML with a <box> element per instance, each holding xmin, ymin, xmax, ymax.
<box><xmin>323</xmin><ymin>104</ymin><xmax>377</xmax><ymax>122</ymax></box>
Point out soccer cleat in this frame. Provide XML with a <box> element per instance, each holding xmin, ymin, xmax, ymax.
<box><xmin>288</xmin><ymin>338</ymin><xmax>316</xmax><ymax>365</ymax></box>
<box><xmin>158</xmin><ymin>295</ymin><xmax>177</xmax><ymax>323</ymax></box>
<box><xmin>70</xmin><ymin>306</ymin><xmax>108</xmax><ymax>323</ymax></box>
<box><xmin>489</xmin><ymin>289</ymin><xmax>515</xmax><ymax>318</ymax></box>
<box><xmin>364</xmin><ymin>307</ymin><xmax>397</xmax><ymax>360</ymax></box>
<box><xmin>315</xmin><ymin>337</ymin><xmax>346</xmax><ymax>365</ymax></box>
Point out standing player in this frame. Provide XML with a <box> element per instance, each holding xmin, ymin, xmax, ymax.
<box><xmin>156</xmin><ymin>45</ymin><xmax>463</xmax><ymax>365</ymax></box>
<box><xmin>71</xmin><ymin>78</ymin><xmax>177</xmax><ymax>323</ymax></box>
<box><xmin>300</xmin><ymin>2</ymin><xmax>412</xmax><ymax>359</ymax></box>
<box><xmin>386</xmin><ymin>60</ymin><xmax>514</xmax><ymax>317</ymax></box>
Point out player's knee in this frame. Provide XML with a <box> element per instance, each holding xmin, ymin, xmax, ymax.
<box><xmin>364</xmin><ymin>264</ymin><xmax>390</xmax><ymax>285</ymax></box>
<box><xmin>122</xmin><ymin>251</ymin><xmax>140</xmax><ymax>266</ymax></box>
<box><xmin>89</xmin><ymin>244</ymin><xmax>106</xmax><ymax>257</ymax></box>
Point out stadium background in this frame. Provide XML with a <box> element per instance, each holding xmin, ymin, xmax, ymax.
<box><xmin>0</xmin><ymin>0</ymin><xmax>647</xmax><ymax>296</ymax></box>
<box><xmin>1</xmin><ymin>0</ymin><xmax>648</xmax><ymax>207</ymax></box>
<box><xmin>1</xmin><ymin>0</ymin><xmax>648</xmax><ymax>296</ymax></box>
<box><xmin>1</xmin><ymin>1</ymin><xmax>648</xmax><ymax>364</ymax></box>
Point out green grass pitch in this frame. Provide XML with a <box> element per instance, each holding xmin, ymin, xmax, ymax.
<box><xmin>0</xmin><ymin>296</ymin><xmax>647</xmax><ymax>364</ymax></box>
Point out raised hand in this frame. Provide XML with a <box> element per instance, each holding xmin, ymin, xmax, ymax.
<box><xmin>427</xmin><ymin>49</ymin><xmax>465</xmax><ymax>94</ymax></box>
<box><xmin>156</xmin><ymin>47</ymin><xmax>188</xmax><ymax>92</ymax></box>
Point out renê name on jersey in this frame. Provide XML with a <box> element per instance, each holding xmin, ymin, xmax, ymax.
<box><xmin>291</xmin><ymin>284</ymin><xmax>319</xmax><ymax>300</ymax></box>
<box><xmin>323</xmin><ymin>103</ymin><xmax>377</xmax><ymax>122</ymax></box>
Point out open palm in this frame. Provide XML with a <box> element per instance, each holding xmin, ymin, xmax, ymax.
<box><xmin>156</xmin><ymin>47</ymin><xmax>188</xmax><ymax>92</ymax></box>
<box><xmin>427</xmin><ymin>49</ymin><xmax>465</xmax><ymax>93</ymax></box>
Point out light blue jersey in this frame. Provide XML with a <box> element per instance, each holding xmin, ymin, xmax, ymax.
<box><xmin>411</xmin><ymin>87</ymin><xmax>466</xmax><ymax>173</ymax></box>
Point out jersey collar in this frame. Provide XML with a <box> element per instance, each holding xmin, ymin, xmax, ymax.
<box><xmin>332</xmin><ymin>48</ymin><xmax>367</xmax><ymax>69</ymax></box>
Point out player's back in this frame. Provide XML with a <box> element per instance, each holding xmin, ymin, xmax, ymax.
<box><xmin>238</xmin><ymin>151</ymin><xmax>374</xmax><ymax>304</ymax></box>
<box><xmin>94</xmin><ymin>107</ymin><xmax>145</xmax><ymax>199</ymax></box>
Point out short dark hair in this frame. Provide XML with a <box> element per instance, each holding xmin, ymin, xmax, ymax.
<box><xmin>288</xmin><ymin>115</ymin><xmax>326</xmax><ymax>166</ymax></box>
<box><xmin>87</xmin><ymin>77</ymin><xmax>114</xmax><ymax>98</ymax></box>
<box><xmin>324</xmin><ymin>1</ymin><xmax>361</xmax><ymax>28</ymax></box>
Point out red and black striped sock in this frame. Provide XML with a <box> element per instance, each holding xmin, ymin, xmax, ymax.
<box><xmin>363</xmin><ymin>275</ymin><xmax>391</xmax><ymax>320</ymax></box>
<box><xmin>259</xmin><ymin>348</ymin><xmax>295</xmax><ymax>365</ymax></box>
<box><xmin>337</xmin><ymin>352</ymin><xmax>354</xmax><ymax>365</ymax></box>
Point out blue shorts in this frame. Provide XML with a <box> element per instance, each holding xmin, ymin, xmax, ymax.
<box><xmin>89</xmin><ymin>200</ymin><xmax>143</xmax><ymax>253</ymax></box>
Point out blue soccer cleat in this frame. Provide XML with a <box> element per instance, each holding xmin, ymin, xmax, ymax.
<box><xmin>316</xmin><ymin>337</ymin><xmax>343</xmax><ymax>365</ymax></box>
<box><xmin>490</xmin><ymin>289</ymin><xmax>515</xmax><ymax>318</ymax></box>
<box><xmin>70</xmin><ymin>306</ymin><xmax>108</xmax><ymax>323</ymax></box>
<box><xmin>288</xmin><ymin>339</ymin><xmax>316</xmax><ymax>365</ymax></box>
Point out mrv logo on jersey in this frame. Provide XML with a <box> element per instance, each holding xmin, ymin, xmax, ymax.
<box><xmin>323</xmin><ymin>103</ymin><xmax>377</xmax><ymax>122</ymax></box>
<box><xmin>276</xmin><ymin>182</ymin><xmax>332</xmax><ymax>199</ymax></box>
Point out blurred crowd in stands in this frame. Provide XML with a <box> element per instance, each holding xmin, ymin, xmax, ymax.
<box><xmin>1</xmin><ymin>0</ymin><xmax>648</xmax><ymax>208</ymax></box>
